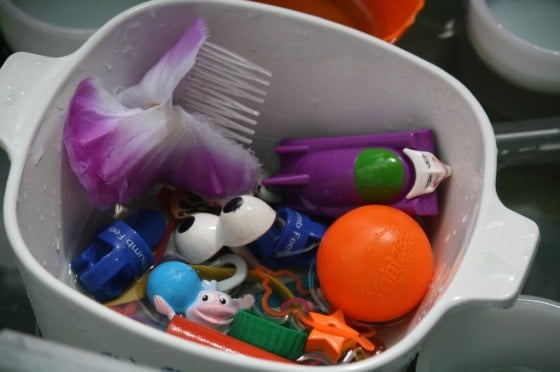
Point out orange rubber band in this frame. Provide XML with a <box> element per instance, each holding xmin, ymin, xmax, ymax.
<box><xmin>253</xmin><ymin>265</ymin><xmax>310</xmax><ymax>319</ymax></box>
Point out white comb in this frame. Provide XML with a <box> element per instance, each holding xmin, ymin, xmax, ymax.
<box><xmin>177</xmin><ymin>41</ymin><xmax>272</xmax><ymax>145</ymax></box>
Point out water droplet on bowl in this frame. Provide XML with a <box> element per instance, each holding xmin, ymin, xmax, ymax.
<box><xmin>98</xmin><ymin>63</ymin><xmax>112</xmax><ymax>75</ymax></box>
<box><xmin>1</xmin><ymin>84</ymin><xmax>24</xmax><ymax>105</ymax></box>
<box><xmin>121</xmin><ymin>45</ymin><xmax>134</xmax><ymax>56</ymax></box>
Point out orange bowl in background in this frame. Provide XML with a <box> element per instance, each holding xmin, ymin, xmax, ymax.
<box><xmin>363</xmin><ymin>0</ymin><xmax>425</xmax><ymax>43</ymax></box>
<box><xmin>251</xmin><ymin>0</ymin><xmax>424</xmax><ymax>43</ymax></box>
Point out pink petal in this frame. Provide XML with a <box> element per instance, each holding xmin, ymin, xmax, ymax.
<box><xmin>117</xmin><ymin>17</ymin><xmax>209</xmax><ymax>109</ymax></box>
<box><xmin>64</xmin><ymin>78</ymin><xmax>188</xmax><ymax>208</ymax></box>
<box><xmin>165</xmin><ymin>110</ymin><xmax>261</xmax><ymax>200</ymax></box>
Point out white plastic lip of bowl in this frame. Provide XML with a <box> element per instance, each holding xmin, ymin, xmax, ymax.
<box><xmin>467</xmin><ymin>0</ymin><xmax>560</xmax><ymax>93</ymax></box>
<box><xmin>416</xmin><ymin>295</ymin><xmax>560</xmax><ymax>372</ymax></box>
<box><xmin>0</xmin><ymin>0</ymin><xmax>147</xmax><ymax>56</ymax></box>
<box><xmin>0</xmin><ymin>0</ymin><xmax>539</xmax><ymax>371</ymax></box>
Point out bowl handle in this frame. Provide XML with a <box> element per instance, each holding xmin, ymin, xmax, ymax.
<box><xmin>444</xmin><ymin>197</ymin><xmax>539</xmax><ymax>307</ymax></box>
<box><xmin>0</xmin><ymin>52</ymin><xmax>63</xmax><ymax>160</ymax></box>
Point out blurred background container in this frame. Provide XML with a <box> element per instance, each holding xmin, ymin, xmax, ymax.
<box><xmin>0</xmin><ymin>0</ymin><xmax>149</xmax><ymax>56</ymax></box>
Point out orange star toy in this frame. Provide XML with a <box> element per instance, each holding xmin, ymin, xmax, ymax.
<box><xmin>300</xmin><ymin>309</ymin><xmax>375</xmax><ymax>363</ymax></box>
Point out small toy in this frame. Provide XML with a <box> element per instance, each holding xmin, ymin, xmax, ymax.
<box><xmin>174</xmin><ymin>213</ymin><xmax>222</xmax><ymax>264</ymax></box>
<box><xmin>192</xmin><ymin>263</ymin><xmax>301</xmax><ymax>307</ymax></box>
<box><xmin>253</xmin><ymin>265</ymin><xmax>312</xmax><ymax>317</ymax></box>
<box><xmin>173</xmin><ymin>194</ymin><xmax>327</xmax><ymax>269</ymax></box>
<box><xmin>300</xmin><ymin>309</ymin><xmax>375</xmax><ymax>364</ymax></box>
<box><xmin>228</xmin><ymin>310</ymin><xmax>308</xmax><ymax>360</ymax></box>
<box><xmin>105</xmin><ymin>252</ymin><xmax>257</xmax><ymax>307</ymax></box>
<box><xmin>248</xmin><ymin>207</ymin><xmax>328</xmax><ymax>269</ymax></box>
<box><xmin>173</xmin><ymin>194</ymin><xmax>277</xmax><ymax>267</ymax></box>
<box><xmin>217</xmin><ymin>195</ymin><xmax>276</xmax><ymax>248</ymax></box>
<box><xmin>166</xmin><ymin>315</ymin><xmax>295</xmax><ymax>364</ymax></box>
<box><xmin>251</xmin><ymin>266</ymin><xmax>376</xmax><ymax>364</ymax></box>
<box><xmin>262</xmin><ymin>129</ymin><xmax>451</xmax><ymax>217</ymax></box>
<box><xmin>146</xmin><ymin>260</ymin><xmax>253</xmax><ymax>332</ymax></box>
<box><xmin>316</xmin><ymin>205</ymin><xmax>433</xmax><ymax>323</ymax></box>
<box><xmin>71</xmin><ymin>208</ymin><xmax>167</xmax><ymax>302</ymax></box>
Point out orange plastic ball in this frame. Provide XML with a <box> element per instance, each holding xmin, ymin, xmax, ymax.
<box><xmin>316</xmin><ymin>205</ymin><xmax>433</xmax><ymax>323</ymax></box>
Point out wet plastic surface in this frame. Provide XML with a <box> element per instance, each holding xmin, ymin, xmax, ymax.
<box><xmin>1</xmin><ymin>0</ymin><xmax>559</xmax><ymax>368</ymax></box>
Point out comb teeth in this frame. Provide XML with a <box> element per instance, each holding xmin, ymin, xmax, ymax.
<box><xmin>178</xmin><ymin>41</ymin><xmax>271</xmax><ymax>144</ymax></box>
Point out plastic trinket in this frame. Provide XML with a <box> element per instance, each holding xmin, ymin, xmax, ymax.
<box><xmin>71</xmin><ymin>209</ymin><xmax>166</xmax><ymax>302</ymax></box>
<box><xmin>263</xmin><ymin>129</ymin><xmax>451</xmax><ymax>217</ymax></box>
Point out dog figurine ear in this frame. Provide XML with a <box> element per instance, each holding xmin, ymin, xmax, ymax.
<box><xmin>232</xmin><ymin>294</ymin><xmax>255</xmax><ymax>311</ymax></box>
<box><xmin>153</xmin><ymin>295</ymin><xmax>176</xmax><ymax>320</ymax></box>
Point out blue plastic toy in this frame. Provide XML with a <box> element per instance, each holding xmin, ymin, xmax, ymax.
<box><xmin>146</xmin><ymin>261</ymin><xmax>203</xmax><ymax>314</ymax></box>
<box><xmin>248</xmin><ymin>207</ymin><xmax>328</xmax><ymax>269</ymax></box>
<box><xmin>71</xmin><ymin>208</ymin><xmax>166</xmax><ymax>302</ymax></box>
<box><xmin>146</xmin><ymin>260</ymin><xmax>254</xmax><ymax>332</ymax></box>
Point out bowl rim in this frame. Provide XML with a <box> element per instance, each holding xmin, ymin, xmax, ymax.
<box><xmin>470</xmin><ymin>0</ymin><xmax>560</xmax><ymax>57</ymax></box>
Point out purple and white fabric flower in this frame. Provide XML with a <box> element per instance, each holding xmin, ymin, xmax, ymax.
<box><xmin>64</xmin><ymin>18</ymin><xmax>261</xmax><ymax>209</ymax></box>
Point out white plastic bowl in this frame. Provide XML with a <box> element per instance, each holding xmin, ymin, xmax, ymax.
<box><xmin>416</xmin><ymin>295</ymin><xmax>560</xmax><ymax>371</ymax></box>
<box><xmin>0</xmin><ymin>0</ymin><xmax>148</xmax><ymax>56</ymax></box>
<box><xmin>467</xmin><ymin>0</ymin><xmax>560</xmax><ymax>93</ymax></box>
<box><xmin>0</xmin><ymin>0</ymin><xmax>539</xmax><ymax>371</ymax></box>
